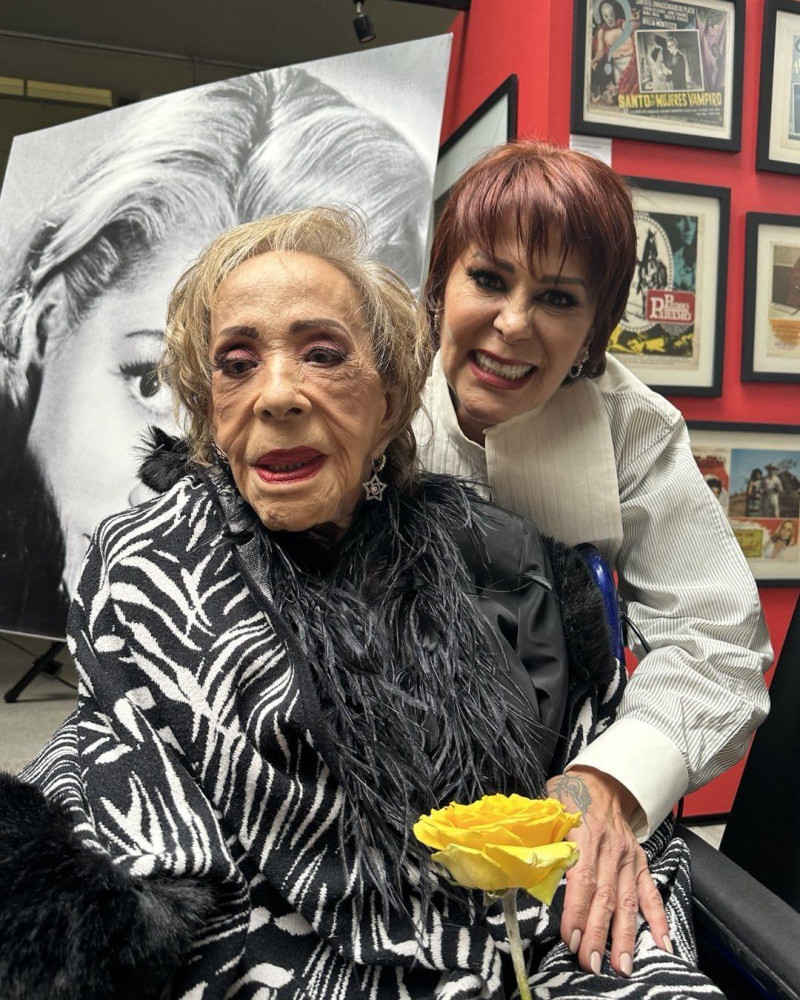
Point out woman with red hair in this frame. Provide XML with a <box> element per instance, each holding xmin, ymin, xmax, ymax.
<box><xmin>416</xmin><ymin>140</ymin><xmax>771</xmax><ymax>986</ymax></box>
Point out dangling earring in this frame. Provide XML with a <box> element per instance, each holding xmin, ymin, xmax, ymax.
<box><xmin>569</xmin><ymin>349</ymin><xmax>590</xmax><ymax>380</ymax></box>
<box><xmin>363</xmin><ymin>454</ymin><xmax>387</xmax><ymax>501</ymax></box>
<box><xmin>432</xmin><ymin>309</ymin><xmax>441</xmax><ymax>340</ymax></box>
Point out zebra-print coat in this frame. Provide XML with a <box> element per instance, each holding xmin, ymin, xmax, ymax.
<box><xmin>0</xmin><ymin>465</ymin><xmax>721</xmax><ymax>1000</ymax></box>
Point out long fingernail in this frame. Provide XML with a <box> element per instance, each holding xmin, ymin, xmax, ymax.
<box><xmin>569</xmin><ymin>929</ymin><xmax>581</xmax><ymax>954</ymax></box>
<box><xmin>662</xmin><ymin>934</ymin><xmax>674</xmax><ymax>955</ymax></box>
<box><xmin>590</xmin><ymin>951</ymin><xmax>602</xmax><ymax>975</ymax></box>
<box><xmin>619</xmin><ymin>953</ymin><xmax>632</xmax><ymax>977</ymax></box>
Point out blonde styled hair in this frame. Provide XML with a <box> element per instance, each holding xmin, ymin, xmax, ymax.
<box><xmin>163</xmin><ymin>206</ymin><xmax>432</xmax><ymax>491</ymax></box>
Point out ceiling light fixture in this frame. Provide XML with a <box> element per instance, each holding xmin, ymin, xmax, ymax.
<box><xmin>353</xmin><ymin>0</ymin><xmax>377</xmax><ymax>44</ymax></box>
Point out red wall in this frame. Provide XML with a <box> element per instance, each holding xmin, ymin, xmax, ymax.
<box><xmin>441</xmin><ymin>0</ymin><xmax>799</xmax><ymax>816</ymax></box>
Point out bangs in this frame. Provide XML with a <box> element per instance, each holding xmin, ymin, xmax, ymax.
<box><xmin>449</xmin><ymin>154</ymin><xmax>621</xmax><ymax>299</ymax></box>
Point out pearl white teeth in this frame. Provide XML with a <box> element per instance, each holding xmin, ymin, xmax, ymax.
<box><xmin>474</xmin><ymin>351</ymin><xmax>533</xmax><ymax>379</ymax></box>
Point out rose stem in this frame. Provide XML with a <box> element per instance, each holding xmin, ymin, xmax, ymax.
<box><xmin>502</xmin><ymin>889</ymin><xmax>533</xmax><ymax>1000</ymax></box>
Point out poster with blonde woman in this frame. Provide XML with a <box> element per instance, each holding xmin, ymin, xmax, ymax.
<box><xmin>0</xmin><ymin>36</ymin><xmax>450</xmax><ymax>638</ymax></box>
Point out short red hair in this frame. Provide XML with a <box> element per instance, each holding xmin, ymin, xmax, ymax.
<box><xmin>425</xmin><ymin>140</ymin><xmax>636</xmax><ymax>377</ymax></box>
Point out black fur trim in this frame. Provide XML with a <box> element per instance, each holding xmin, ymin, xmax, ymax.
<box><xmin>138</xmin><ymin>427</ymin><xmax>196</xmax><ymax>494</ymax></box>
<box><xmin>0</xmin><ymin>773</ymin><xmax>215</xmax><ymax>1000</ymax></box>
<box><xmin>543</xmin><ymin>536</ymin><xmax>616</xmax><ymax>690</ymax></box>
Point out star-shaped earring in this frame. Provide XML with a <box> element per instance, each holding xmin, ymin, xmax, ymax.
<box><xmin>363</xmin><ymin>454</ymin><xmax>387</xmax><ymax>501</ymax></box>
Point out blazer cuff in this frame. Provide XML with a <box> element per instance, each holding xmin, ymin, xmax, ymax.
<box><xmin>565</xmin><ymin>718</ymin><xmax>689</xmax><ymax>840</ymax></box>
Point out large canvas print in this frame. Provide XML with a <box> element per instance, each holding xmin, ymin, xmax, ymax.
<box><xmin>0</xmin><ymin>37</ymin><xmax>451</xmax><ymax>639</ymax></box>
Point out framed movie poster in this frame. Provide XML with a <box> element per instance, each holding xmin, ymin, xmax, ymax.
<box><xmin>688</xmin><ymin>422</ymin><xmax>800</xmax><ymax>585</ymax></box>
<box><xmin>433</xmin><ymin>75</ymin><xmax>518</xmax><ymax>223</ymax></box>
<box><xmin>608</xmin><ymin>177</ymin><xmax>729</xmax><ymax>395</ymax></box>
<box><xmin>742</xmin><ymin>213</ymin><xmax>800</xmax><ymax>383</ymax></box>
<box><xmin>571</xmin><ymin>0</ymin><xmax>744</xmax><ymax>150</ymax></box>
<box><xmin>757</xmin><ymin>0</ymin><xmax>800</xmax><ymax>174</ymax></box>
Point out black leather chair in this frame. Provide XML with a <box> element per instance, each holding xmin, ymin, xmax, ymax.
<box><xmin>682</xmin><ymin>825</ymin><xmax>800</xmax><ymax>999</ymax></box>
<box><xmin>719</xmin><ymin>592</ymin><xmax>800</xmax><ymax>910</ymax></box>
<box><xmin>681</xmin><ymin>591</ymin><xmax>800</xmax><ymax>1000</ymax></box>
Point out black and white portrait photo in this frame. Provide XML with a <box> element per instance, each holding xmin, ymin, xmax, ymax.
<box><xmin>0</xmin><ymin>37</ymin><xmax>450</xmax><ymax>638</ymax></box>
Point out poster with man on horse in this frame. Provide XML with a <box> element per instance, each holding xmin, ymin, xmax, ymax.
<box><xmin>611</xmin><ymin>208</ymin><xmax>699</xmax><ymax>361</ymax></box>
<box><xmin>605</xmin><ymin>177</ymin><xmax>727</xmax><ymax>395</ymax></box>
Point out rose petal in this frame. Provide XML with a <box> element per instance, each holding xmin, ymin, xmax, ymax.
<box><xmin>524</xmin><ymin>865</ymin><xmax>570</xmax><ymax>906</ymax></box>
<box><xmin>481</xmin><ymin>841</ymin><xmax>578</xmax><ymax>898</ymax></box>
<box><xmin>412</xmin><ymin>816</ymin><xmax>447</xmax><ymax>850</ymax></box>
<box><xmin>431</xmin><ymin>844</ymin><xmax>514</xmax><ymax>892</ymax></box>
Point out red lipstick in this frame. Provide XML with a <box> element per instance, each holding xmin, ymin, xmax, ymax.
<box><xmin>254</xmin><ymin>447</ymin><xmax>325</xmax><ymax>484</ymax></box>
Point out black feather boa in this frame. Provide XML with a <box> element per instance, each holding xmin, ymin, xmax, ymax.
<box><xmin>255</xmin><ymin>474</ymin><xmax>551</xmax><ymax>911</ymax></box>
<box><xmin>0</xmin><ymin>773</ymin><xmax>215</xmax><ymax>1000</ymax></box>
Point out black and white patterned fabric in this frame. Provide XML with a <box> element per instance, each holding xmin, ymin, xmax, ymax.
<box><xmin>2</xmin><ymin>469</ymin><xmax>723</xmax><ymax>1000</ymax></box>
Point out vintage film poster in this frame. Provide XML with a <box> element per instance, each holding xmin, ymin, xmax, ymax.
<box><xmin>750</xmin><ymin>222</ymin><xmax>800</xmax><ymax>375</ymax></box>
<box><xmin>582</xmin><ymin>0</ymin><xmax>735</xmax><ymax>141</ymax></box>
<box><xmin>766</xmin><ymin>242</ymin><xmax>800</xmax><ymax>355</ymax></box>
<box><xmin>767</xmin><ymin>12</ymin><xmax>800</xmax><ymax>164</ymax></box>
<box><xmin>608</xmin><ymin>182</ymin><xmax>723</xmax><ymax>391</ymax></box>
<box><xmin>611</xmin><ymin>209</ymin><xmax>701</xmax><ymax>365</ymax></box>
<box><xmin>694</xmin><ymin>447</ymin><xmax>730</xmax><ymax>513</ymax></box>
<box><xmin>690</xmin><ymin>427</ymin><xmax>800</xmax><ymax>582</ymax></box>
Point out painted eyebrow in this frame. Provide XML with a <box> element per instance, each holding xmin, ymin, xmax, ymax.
<box><xmin>290</xmin><ymin>318</ymin><xmax>352</xmax><ymax>337</ymax></box>
<box><xmin>538</xmin><ymin>274</ymin><xmax>588</xmax><ymax>288</ymax></box>
<box><xmin>124</xmin><ymin>328</ymin><xmax>165</xmax><ymax>339</ymax></box>
<box><xmin>213</xmin><ymin>318</ymin><xmax>353</xmax><ymax>340</ymax></box>
<box><xmin>471</xmin><ymin>252</ymin><xmax>587</xmax><ymax>288</ymax></box>
<box><xmin>471</xmin><ymin>251</ymin><xmax>515</xmax><ymax>275</ymax></box>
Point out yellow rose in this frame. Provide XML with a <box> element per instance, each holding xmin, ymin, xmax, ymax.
<box><xmin>413</xmin><ymin>794</ymin><xmax>581</xmax><ymax>904</ymax></box>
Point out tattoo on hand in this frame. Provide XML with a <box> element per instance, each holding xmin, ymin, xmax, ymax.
<box><xmin>550</xmin><ymin>774</ymin><xmax>593</xmax><ymax>812</ymax></box>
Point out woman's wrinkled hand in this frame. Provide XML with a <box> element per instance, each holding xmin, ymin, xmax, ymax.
<box><xmin>545</xmin><ymin>766</ymin><xmax>671</xmax><ymax>978</ymax></box>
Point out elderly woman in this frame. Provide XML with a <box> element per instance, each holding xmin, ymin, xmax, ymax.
<box><xmin>0</xmin><ymin>67</ymin><xmax>430</xmax><ymax>638</ymax></box>
<box><xmin>0</xmin><ymin>208</ymin><xmax>721</xmax><ymax>999</ymax></box>
<box><xmin>416</xmin><ymin>140</ymin><xmax>772</xmax><ymax>979</ymax></box>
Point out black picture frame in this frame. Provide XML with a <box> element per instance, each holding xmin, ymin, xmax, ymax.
<box><xmin>432</xmin><ymin>75</ymin><xmax>518</xmax><ymax>222</ymax></box>
<box><xmin>571</xmin><ymin>0</ymin><xmax>744</xmax><ymax>151</ymax></box>
<box><xmin>742</xmin><ymin>212</ymin><xmax>800</xmax><ymax>384</ymax></box>
<box><xmin>609</xmin><ymin>176</ymin><xmax>729</xmax><ymax>396</ymax></box>
<box><xmin>688</xmin><ymin>421</ymin><xmax>800</xmax><ymax>585</ymax></box>
<box><xmin>756</xmin><ymin>0</ymin><xmax>800</xmax><ymax>174</ymax></box>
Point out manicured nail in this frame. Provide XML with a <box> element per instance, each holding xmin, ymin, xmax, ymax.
<box><xmin>590</xmin><ymin>951</ymin><xmax>602</xmax><ymax>975</ymax></box>
<box><xmin>662</xmin><ymin>934</ymin><xmax>674</xmax><ymax>955</ymax></box>
<box><xmin>619</xmin><ymin>953</ymin><xmax>632</xmax><ymax>977</ymax></box>
<box><xmin>569</xmin><ymin>929</ymin><xmax>581</xmax><ymax>954</ymax></box>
